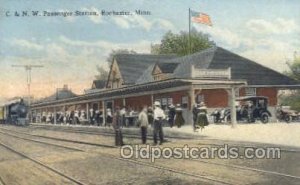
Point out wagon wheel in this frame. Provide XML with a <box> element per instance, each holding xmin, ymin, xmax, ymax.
<box><xmin>260</xmin><ymin>113</ymin><xmax>269</xmax><ymax>124</ymax></box>
<box><xmin>284</xmin><ymin>115</ymin><xmax>291</xmax><ymax>123</ymax></box>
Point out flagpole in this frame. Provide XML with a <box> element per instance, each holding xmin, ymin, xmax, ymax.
<box><xmin>188</xmin><ymin>8</ymin><xmax>191</xmax><ymax>54</ymax></box>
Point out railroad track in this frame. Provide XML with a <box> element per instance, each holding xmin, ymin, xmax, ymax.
<box><xmin>0</xmin><ymin>176</ymin><xmax>5</xmax><ymax>185</ymax></box>
<box><xmin>28</xmin><ymin>124</ymin><xmax>199</xmax><ymax>140</ymax></box>
<box><xmin>1</xmin><ymin>126</ymin><xmax>300</xmax><ymax>183</ymax></box>
<box><xmin>0</xmin><ymin>131</ymin><xmax>84</xmax><ymax>152</ymax></box>
<box><xmin>0</xmin><ymin>141</ymin><xmax>87</xmax><ymax>185</ymax></box>
<box><xmin>0</xmin><ymin>127</ymin><xmax>233</xmax><ymax>185</ymax></box>
<box><xmin>0</xmin><ymin>127</ymin><xmax>116</xmax><ymax>149</ymax></box>
<box><xmin>28</xmin><ymin>124</ymin><xmax>300</xmax><ymax>153</ymax></box>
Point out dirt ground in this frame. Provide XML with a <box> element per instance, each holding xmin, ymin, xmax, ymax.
<box><xmin>0</xmin><ymin>125</ymin><xmax>299</xmax><ymax>185</ymax></box>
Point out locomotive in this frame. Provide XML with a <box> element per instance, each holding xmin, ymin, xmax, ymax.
<box><xmin>0</xmin><ymin>98</ymin><xmax>29</xmax><ymax>126</ymax></box>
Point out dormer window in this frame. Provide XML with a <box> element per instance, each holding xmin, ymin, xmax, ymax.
<box><xmin>153</xmin><ymin>74</ymin><xmax>163</xmax><ymax>81</ymax></box>
<box><xmin>152</xmin><ymin>62</ymin><xmax>179</xmax><ymax>81</ymax></box>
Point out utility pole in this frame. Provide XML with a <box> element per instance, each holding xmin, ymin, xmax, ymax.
<box><xmin>12</xmin><ymin>64</ymin><xmax>44</xmax><ymax>122</ymax></box>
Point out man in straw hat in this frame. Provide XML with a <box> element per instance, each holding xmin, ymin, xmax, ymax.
<box><xmin>153</xmin><ymin>101</ymin><xmax>166</xmax><ymax>145</ymax></box>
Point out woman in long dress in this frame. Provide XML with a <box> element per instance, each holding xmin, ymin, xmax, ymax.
<box><xmin>174</xmin><ymin>104</ymin><xmax>185</xmax><ymax>128</ymax></box>
<box><xmin>196</xmin><ymin>102</ymin><xmax>209</xmax><ymax>130</ymax></box>
<box><xmin>168</xmin><ymin>104</ymin><xmax>176</xmax><ymax>128</ymax></box>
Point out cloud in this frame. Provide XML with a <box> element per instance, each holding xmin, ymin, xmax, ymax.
<box><xmin>2</xmin><ymin>36</ymin><xmax>157</xmax><ymax>99</ymax></box>
<box><xmin>11</xmin><ymin>38</ymin><xmax>43</xmax><ymax>50</ymax></box>
<box><xmin>154</xmin><ymin>19</ymin><xmax>176</xmax><ymax>30</ymax></box>
<box><xmin>246</xmin><ymin>18</ymin><xmax>299</xmax><ymax>34</ymax></box>
<box><xmin>112</xmin><ymin>14</ymin><xmax>175</xmax><ymax>31</ymax></box>
<box><xmin>193</xmin><ymin>23</ymin><xmax>298</xmax><ymax>72</ymax></box>
<box><xmin>59</xmin><ymin>35</ymin><xmax>153</xmax><ymax>54</ymax></box>
<box><xmin>236</xmin><ymin>37</ymin><xmax>296</xmax><ymax>72</ymax></box>
<box><xmin>82</xmin><ymin>7</ymin><xmax>103</xmax><ymax>24</ymax></box>
<box><xmin>72</xmin><ymin>8</ymin><xmax>175</xmax><ymax>31</ymax></box>
<box><xmin>112</xmin><ymin>14</ymin><xmax>152</xmax><ymax>31</ymax></box>
<box><xmin>198</xmin><ymin>25</ymin><xmax>251</xmax><ymax>49</ymax></box>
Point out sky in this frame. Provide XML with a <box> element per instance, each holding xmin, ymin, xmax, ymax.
<box><xmin>0</xmin><ymin>0</ymin><xmax>299</xmax><ymax>102</ymax></box>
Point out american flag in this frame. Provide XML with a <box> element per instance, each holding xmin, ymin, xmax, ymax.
<box><xmin>190</xmin><ymin>10</ymin><xmax>212</xmax><ymax>26</ymax></box>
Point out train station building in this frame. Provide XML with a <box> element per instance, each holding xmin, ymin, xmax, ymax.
<box><xmin>31</xmin><ymin>46</ymin><xmax>300</xmax><ymax>125</ymax></box>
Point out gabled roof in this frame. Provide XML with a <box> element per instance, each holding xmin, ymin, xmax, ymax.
<box><xmin>114</xmin><ymin>54</ymin><xmax>177</xmax><ymax>84</ymax></box>
<box><xmin>136</xmin><ymin>61</ymin><xmax>180</xmax><ymax>84</ymax></box>
<box><xmin>92</xmin><ymin>80</ymin><xmax>106</xmax><ymax>89</ymax></box>
<box><xmin>170</xmin><ymin>47</ymin><xmax>216</xmax><ymax>79</ymax></box>
<box><xmin>156</xmin><ymin>62</ymin><xmax>179</xmax><ymax>73</ymax></box>
<box><xmin>168</xmin><ymin>46</ymin><xmax>299</xmax><ymax>85</ymax></box>
<box><xmin>36</xmin><ymin>87</ymin><xmax>77</xmax><ymax>103</ymax></box>
<box><xmin>210</xmin><ymin>47</ymin><xmax>298</xmax><ymax>85</ymax></box>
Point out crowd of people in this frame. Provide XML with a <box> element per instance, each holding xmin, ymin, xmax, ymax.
<box><xmin>33</xmin><ymin>101</ymin><xmax>210</xmax><ymax>146</ymax></box>
<box><xmin>113</xmin><ymin>101</ymin><xmax>210</xmax><ymax>146</ymax></box>
<box><xmin>34</xmin><ymin>107</ymin><xmax>138</xmax><ymax>127</ymax></box>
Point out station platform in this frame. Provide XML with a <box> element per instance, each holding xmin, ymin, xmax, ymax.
<box><xmin>29</xmin><ymin>123</ymin><xmax>203</xmax><ymax>139</ymax></box>
<box><xmin>29</xmin><ymin>122</ymin><xmax>300</xmax><ymax>148</ymax></box>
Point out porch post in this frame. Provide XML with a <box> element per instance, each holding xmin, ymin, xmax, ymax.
<box><xmin>122</xmin><ymin>98</ymin><xmax>126</xmax><ymax>107</ymax></box>
<box><xmin>230</xmin><ymin>87</ymin><xmax>237</xmax><ymax>127</ymax></box>
<box><xmin>151</xmin><ymin>94</ymin><xmax>154</xmax><ymax>107</ymax></box>
<box><xmin>188</xmin><ymin>85</ymin><xmax>195</xmax><ymax>125</ymax></box>
<box><xmin>86</xmin><ymin>103</ymin><xmax>89</xmax><ymax>121</ymax></box>
<box><xmin>102</xmin><ymin>101</ymin><xmax>106</xmax><ymax>125</ymax></box>
<box><xmin>189</xmin><ymin>85</ymin><xmax>195</xmax><ymax>109</ymax></box>
<box><xmin>54</xmin><ymin>107</ymin><xmax>57</xmax><ymax>124</ymax></box>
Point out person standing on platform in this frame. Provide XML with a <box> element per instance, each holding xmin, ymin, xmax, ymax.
<box><xmin>153</xmin><ymin>101</ymin><xmax>166</xmax><ymax>145</ymax></box>
<box><xmin>196</xmin><ymin>102</ymin><xmax>209</xmax><ymax>130</ymax></box>
<box><xmin>89</xmin><ymin>108</ymin><xmax>95</xmax><ymax>125</ymax></box>
<box><xmin>174</xmin><ymin>104</ymin><xmax>185</xmax><ymax>128</ymax></box>
<box><xmin>192</xmin><ymin>104</ymin><xmax>200</xmax><ymax>131</ymax></box>
<box><xmin>147</xmin><ymin>106</ymin><xmax>154</xmax><ymax>127</ymax></box>
<box><xmin>112</xmin><ymin>106</ymin><xmax>123</xmax><ymax>146</ymax></box>
<box><xmin>95</xmin><ymin>110</ymin><xmax>100</xmax><ymax>126</ymax></box>
<box><xmin>120</xmin><ymin>106</ymin><xmax>126</xmax><ymax>128</ymax></box>
<box><xmin>138</xmin><ymin>106</ymin><xmax>149</xmax><ymax>144</ymax></box>
<box><xmin>106</xmin><ymin>108</ymin><xmax>113</xmax><ymax>127</ymax></box>
<box><xmin>74</xmin><ymin>110</ymin><xmax>80</xmax><ymax>125</ymax></box>
<box><xmin>168</xmin><ymin>104</ymin><xmax>176</xmax><ymax>128</ymax></box>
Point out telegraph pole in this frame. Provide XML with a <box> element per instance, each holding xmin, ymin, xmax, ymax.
<box><xmin>12</xmin><ymin>64</ymin><xmax>44</xmax><ymax>122</ymax></box>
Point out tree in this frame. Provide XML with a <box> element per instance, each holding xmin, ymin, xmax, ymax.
<box><xmin>95</xmin><ymin>49</ymin><xmax>137</xmax><ymax>80</ymax></box>
<box><xmin>106</xmin><ymin>49</ymin><xmax>137</xmax><ymax>64</ymax></box>
<box><xmin>279</xmin><ymin>52</ymin><xmax>300</xmax><ymax>110</ymax></box>
<box><xmin>151</xmin><ymin>29</ymin><xmax>215</xmax><ymax>56</ymax></box>
<box><xmin>286</xmin><ymin>52</ymin><xmax>300</xmax><ymax>81</ymax></box>
<box><xmin>95</xmin><ymin>65</ymin><xmax>109</xmax><ymax>80</ymax></box>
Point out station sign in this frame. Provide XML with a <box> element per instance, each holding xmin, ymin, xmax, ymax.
<box><xmin>191</xmin><ymin>65</ymin><xmax>231</xmax><ymax>79</ymax></box>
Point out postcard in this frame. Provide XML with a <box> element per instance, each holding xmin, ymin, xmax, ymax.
<box><xmin>0</xmin><ymin>0</ymin><xmax>299</xmax><ymax>184</ymax></box>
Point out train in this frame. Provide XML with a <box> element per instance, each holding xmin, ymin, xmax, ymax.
<box><xmin>0</xmin><ymin>98</ymin><xmax>29</xmax><ymax>126</ymax></box>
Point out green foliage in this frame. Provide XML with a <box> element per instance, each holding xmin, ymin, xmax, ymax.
<box><xmin>280</xmin><ymin>53</ymin><xmax>300</xmax><ymax>110</ymax></box>
<box><xmin>279</xmin><ymin>92</ymin><xmax>300</xmax><ymax>111</ymax></box>
<box><xmin>106</xmin><ymin>49</ymin><xmax>137</xmax><ymax>64</ymax></box>
<box><xmin>286</xmin><ymin>54</ymin><xmax>300</xmax><ymax>81</ymax></box>
<box><xmin>95</xmin><ymin>65</ymin><xmax>109</xmax><ymax>80</ymax></box>
<box><xmin>152</xmin><ymin>29</ymin><xmax>215</xmax><ymax>56</ymax></box>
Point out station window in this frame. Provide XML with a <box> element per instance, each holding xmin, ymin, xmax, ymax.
<box><xmin>197</xmin><ymin>95</ymin><xmax>204</xmax><ymax>104</ymax></box>
<box><xmin>245</xmin><ymin>88</ymin><xmax>256</xmax><ymax>96</ymax></box>
<box><xmin>235</xmin><ymin>88</ymin><xmax>240</xmax><ymax>97</ymax></box>
<box><xmin>181</xmin><ymin>96</ymin><xmax>188</xmax><ymax>108</ymax></box>
<box><xmin>167</xmin><ymin>98</ymin><xmax>173</xmax><ymax>105</ymax></box>
<box><xmin>161</xmin><ymin>98</ymin><xmax>168</xmax><ymax>110</ymax></box>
